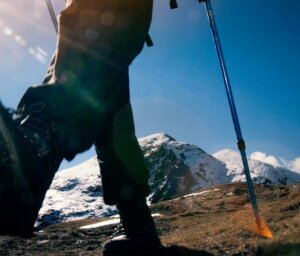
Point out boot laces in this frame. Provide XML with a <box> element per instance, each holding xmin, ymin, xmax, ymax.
<box><xmin>16</xmin><ymin>103</ymin><xmax>52</xmax><ymax>133</ymax></box>
<box><xmin>15</xmin><ymin>103</ymin><xmax>58</xmax><ymax>159</ymax></box>
<box><xmin>6</xmin><ymin>107</ymin><xmax>17</xmax><ymax>116</ymax></box>
<box><xmin>111</xmin><ymin>221</ymin><xmax>125</xmax><ymax>238</ymax></box>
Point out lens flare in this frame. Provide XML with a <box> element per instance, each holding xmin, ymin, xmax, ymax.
<box><xmin>3</xmin><ymin>26</ymin><xmax>13</xmax><ymax>36</ymax></box>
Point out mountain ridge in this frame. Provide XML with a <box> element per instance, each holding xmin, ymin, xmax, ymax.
<box><xmin>213</xmin><ymin>148</ymin><xmax>300</xmax><ymax>185</ymax></box>
<box><xmin>36</xmin><ymin>133</ymin><xmax>300</xmax><ymax>227</ymax></box>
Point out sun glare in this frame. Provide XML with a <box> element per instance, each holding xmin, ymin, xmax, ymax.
<box><xmin>3</xmin><ymin>26</ymin><xmax>13</xmax><ymax>36</ymax></box>
<box><xmin>0</xmin><ymin>1</ymin><xmax>50</xmax><ymax>64</ymax></box>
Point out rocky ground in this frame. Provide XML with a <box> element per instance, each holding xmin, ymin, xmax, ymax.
<box><xmin>0</xmin><ymin>182</ymin><xmax>299</xmax><ymax>256</ymax></box>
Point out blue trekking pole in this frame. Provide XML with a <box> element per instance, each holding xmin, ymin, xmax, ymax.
<box><xmin>202</xmin><ymin>0</ymin><xmax>272</xmax><ymax>238</ymax></box>
<box><xmin>171</xmin><ymin>0</ymin><xmax>272</xmax><ymax>238</ymax></box>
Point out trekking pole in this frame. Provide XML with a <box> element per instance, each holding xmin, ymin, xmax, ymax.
<box><xmin>45</xmin><ymin>0</ymin><xmax>58</xmax><ymax>33</ymax></box>
<box><xmin>202</xmin><ymin>0</ymin><xmax>272</xmax><ymax>238</ymax></box>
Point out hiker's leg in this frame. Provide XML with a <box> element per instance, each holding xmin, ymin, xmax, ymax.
<box><xmin>17</xmin><ymin>0</ymin><xmax>153</xmax><ymax>159</ymax></box>
<box><xmin>95</xmin><ymin>69</ymin><xmax>150</xmax><ymax>205</ymax></box>
<box><xmin>94</xmin><ymin>70</ymin><xmax>161</xmax><ymax>254</ymax></box>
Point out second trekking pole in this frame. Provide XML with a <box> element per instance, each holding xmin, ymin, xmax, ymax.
<box><xmin>203</xmin><ymin>0</ymin><xmax>272</xmax><ymax>238</ymax></box>
<box><xmin>45</xmin><ymin>0</ymin><xmax>58</xmax><ymax>33</ymax></box>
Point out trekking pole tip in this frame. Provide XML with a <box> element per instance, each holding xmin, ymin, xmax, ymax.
<box><xmin>255</xmin><ymin>213</ymin><xmax>273</xmax><ymax>239</ymax></box>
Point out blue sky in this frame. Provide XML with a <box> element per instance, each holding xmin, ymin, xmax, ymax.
<box><xmin>0</xmin><ymin>0</ymin><xmax>299</xmax><ymax>170</ymax></box>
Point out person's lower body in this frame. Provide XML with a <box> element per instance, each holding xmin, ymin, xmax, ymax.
<box><xmin>94</xmin><ymin>72</ymin><xmax>161</xmax><ymax>254</ymax></box>
<box><xmin>0</xmin><ymin>0</ymin><xmax>161</xmax><ymax>253</ymax></box>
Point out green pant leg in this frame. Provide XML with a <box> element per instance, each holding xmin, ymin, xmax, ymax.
<box><xmin>95</xmin><ymin>71</ymin><xmax>150</xmax><ymax>205</ymax></box>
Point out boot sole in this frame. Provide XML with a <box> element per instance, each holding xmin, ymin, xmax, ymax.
<box><xmin>103</xmin><ymin>238</ymin><xmax>162</xmax><ymax>256</ymax></box>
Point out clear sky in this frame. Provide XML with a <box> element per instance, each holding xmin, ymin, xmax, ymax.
<box><xmin>0</xmin><ymin>0</ymin><xmax>299</xmax><ymax>170</ymax></box>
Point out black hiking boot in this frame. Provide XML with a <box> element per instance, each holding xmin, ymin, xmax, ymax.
<box><xmin>102</xmin><ymin>197</ymin><xmax>162</xmax><ymax>256</ymax></box>
<box><xmin>0</xmin><ymin>101</ymin><xmax>63</xmax><ymax>236</ymax></box>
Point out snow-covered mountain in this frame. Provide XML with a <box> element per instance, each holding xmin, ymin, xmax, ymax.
<box><xmin>213</xmin><ymin>149</ymin><xmax>300</xmax><ymax>185</ymax></box>
<box><xmin>36</xmin><ymin>157</ymin><xmax>116</xmax><ymax>228</ymax></box>
<box><xmin>140</xmin><ymin>133</ymin><xmax>230</xmax><ymax>203</ymax></box>
<box><xmin>37</xmin><ymin>133</ymin><xmax>300</xmax><ymax>227</ymax></box>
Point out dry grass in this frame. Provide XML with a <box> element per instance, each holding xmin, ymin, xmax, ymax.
<box><xmin>0</xmin><ymin>182</ymin><xmax>299</xmax><ymax>255</ymax></box>
<box><xmin>153</xmin><ymin>182</ymin><xmax>300</xmax><ymax>255</ymax></box>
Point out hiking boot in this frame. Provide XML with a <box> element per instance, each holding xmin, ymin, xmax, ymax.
<box><xmin>102</xmin><ymin>197</ymin><xmax>162</xmax><ymax>256</ymax></box>
<box><xmin>0</xmin><ymin>101</ymin><xmax>63</xmax><ymax>235</ymax></box>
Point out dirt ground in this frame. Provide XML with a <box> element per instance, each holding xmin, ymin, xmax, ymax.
<box><xmin>0</xmin><ymin>182</ymin><xmax>299</xmax><ymax>256</ymax></box>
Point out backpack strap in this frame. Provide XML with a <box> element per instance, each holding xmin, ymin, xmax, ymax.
<box><xmin>146</xmin><ymin>0</ymin><xmax>179</xmax><ymax>47</ymax></box>
<box><xmin>170</xmin><ymin>0</ymin><xmax>178</xmax><ymax>9</ymax></box>
<box><xmin>145</xmin><ymin>33</ymin><xmax>154</xmax><ymax>47</ymax></box>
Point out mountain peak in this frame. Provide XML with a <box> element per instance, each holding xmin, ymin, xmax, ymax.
<box><xmin>213</xmin><ymin>148</ymin><xmax>239</xmax><ymax>158</ymax></box>
<box><xmin>138</xmin><ymin>133</ymin><xmax>176</xmax><ymax>145</ymax></box>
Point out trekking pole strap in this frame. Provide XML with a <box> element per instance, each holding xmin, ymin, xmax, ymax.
<box><xmin>170</xmin><ymin>0</ymin><xmax>178</xmax><ymax>9</ymax></box>
<box><xmin>170</xmin><ymin>0</ymin><xmax>205</xmax><ymax>9</ymax></box>
<box><xmin>146</xmin><ymin>34</ymin><xmax>154</xmax><ymax>47</ymax></box>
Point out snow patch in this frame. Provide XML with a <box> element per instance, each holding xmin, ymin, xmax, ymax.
<box><xmin>80</xmin><ymin>218</ymin><xmax>120</xmax><ymax>229</ymax></box>
<box><xmin>79</xmin><ymin>213</ymin><xmax>163</xmax><ymax>229</ymax></box>
<box><xmin>174</xmin><ymin>188</ymin><xmax>220</xmax><ymax>200</ymax></box>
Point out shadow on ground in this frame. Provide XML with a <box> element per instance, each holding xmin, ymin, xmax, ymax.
<box><xmin>161</xmin><ymin>246</ymin><xmax>214</xmax><ymax>256</ymax></box>
<box><xmin>257</xmin><ymin>243</ymin><xmax>300</xmax><ymax>256</ymax></box>
<box><xmin>108</xmin><ymin>246</ymin><xmax>214</xmax><ymax>256</ymax></box>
